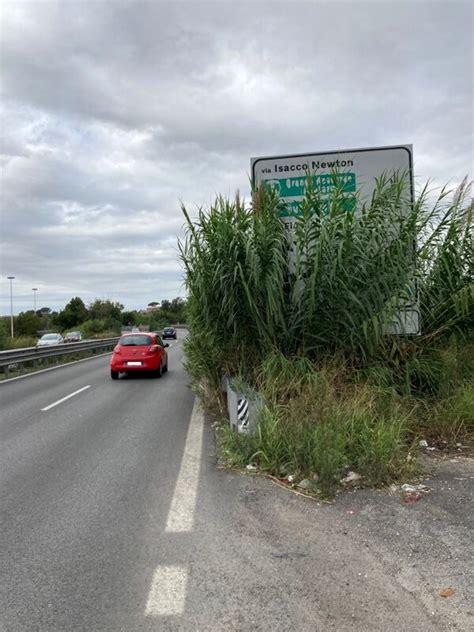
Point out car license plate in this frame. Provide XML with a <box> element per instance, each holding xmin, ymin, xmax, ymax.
<box><xmin>126</xmin><ymin>361</ymin><xmax>142</xmax><ymax>366</ymax></box>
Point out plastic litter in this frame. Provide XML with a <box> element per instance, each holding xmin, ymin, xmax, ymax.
<box><xmin>439</xmin><ymin>587</ymin><xmax>455</xmax><ymax>598</ymax></box>
<box><xmin>401</xmin><ymin>483</ymin><xmax>429</xmax><ymax>493</ymax></box>
<box><xmin>341</xmin><ymin>471</ymin><xmax>362</xmax><ymax>484</ymax></box>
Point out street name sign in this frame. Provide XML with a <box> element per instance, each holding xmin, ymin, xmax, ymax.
<box><xmin>251</xmin><ymin>145</ymin><xmax>413</xmax><ymax>219</ymax></box>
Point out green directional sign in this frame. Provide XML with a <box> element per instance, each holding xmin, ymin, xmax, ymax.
<box><xmin>265</xmin><ymin>172</ymin><xmax>357</xmax><ymax>217</ymax></box>
<box><xmin>268</xmin><ymin>172</ymin><xmax>356</xmax><ymax>198</ymax></box>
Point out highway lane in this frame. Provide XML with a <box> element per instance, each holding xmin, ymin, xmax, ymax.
<box><xmin>1</xmin><ymin>337</ymin><xmax>196</xmax><ymax>631</ymax></box>
<box><xmin>1</xmin><ymin>331</ymin><xmax>465</xmax><ymax>630</ymax></box>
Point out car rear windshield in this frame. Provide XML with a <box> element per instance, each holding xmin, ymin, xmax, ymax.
<box><xmin>119</xmin><ymin>335</ymin><xmax>153</xmax><ymax>346</ymax></box>
<box><xmin>42</xmin><ymin>334</ymin><xmax>58</xmax><ymax>340</ymax></box>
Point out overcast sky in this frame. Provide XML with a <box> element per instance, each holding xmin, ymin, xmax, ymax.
<box><xmin>1</xmin><ymin>0</ymin><xmax>472</xmax><ymax>315</ymax></box>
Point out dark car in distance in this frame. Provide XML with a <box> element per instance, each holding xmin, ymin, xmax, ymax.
<box><xmin>64</xmin><ymin>331</ymin><xmax>82</xmax><ymax>342</ymax></box>
<box><xmin>162</xmin><ymin>327</ymin><xmax>177</xmax><ymax>340</ymax></box>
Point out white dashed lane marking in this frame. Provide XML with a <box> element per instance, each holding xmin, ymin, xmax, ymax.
<box><xmin>145</xmin><ymin>566</ymin><xmax>188</xmax><ymax>616</ymax></box>
<box><xmin>41</xmin><ymin>385</ymin><xmax>91</xmax><ymax>411</ymax></box>
<box><xmin>145</xmin><ymin>394</ymin><xmax>202</xmax><ymax>618</ymax></box>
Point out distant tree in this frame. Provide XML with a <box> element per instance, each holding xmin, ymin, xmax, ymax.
<box><xmin>54</xmin><ymin>297</ymin><xmax>89</xmax><ymax>330</ymax></box>
<box><xmin>121</xmin><ymin>310</ymin><xmax>139</xmax><ymax>326</ymax></box>
<box><xmin>16</xmin><ymin>311</ymin><xmax>42</xmax><ymax>336</ymax></box>
<box><xmin>159</xmin><ymin>297</ymin><xmax>187</xmax><ymax>324</ymax></box>
<box><xmin>36</xmin><ymin>307</ymin><xmax>52</xmax><ymax>330</ymax></box>
<box><xmin>148</xmin><ymin>313</ymin><xmax>164</xmax><ymax>330</ymax></box>
<box><xmin>89</xmin><ymin>299</ymin><xmax>124</xmax><ymax>322</ymax></box>
<box><xmin>0</xmin><ymin>318</ymin><xmax>9</xmax><ymax>349</ymax></box>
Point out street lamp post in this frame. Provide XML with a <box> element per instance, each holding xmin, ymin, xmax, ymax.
<box><xmin>32</xmin><ymin>288</ymin><xmax>38</xmax><ymax>314</ymax></box>
<box><xmin>7</xmin><ymin>276</ymin><xmax>15</xmax><ymax>338</ymax></box>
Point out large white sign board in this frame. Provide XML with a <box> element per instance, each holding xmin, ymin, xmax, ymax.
<box><xmin>251</xmin><ymin>145</ymin><xmax>419</xmax><ymax>334</ymax></box>
<box><xmin>252</xmin><ymin>145</ymin><xmax>413</xmax><ymax>217</ymax></box>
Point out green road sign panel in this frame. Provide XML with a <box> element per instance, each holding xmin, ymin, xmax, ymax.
<box><xmin>268</xmin><ymin>172</ymin><xmax>356</xmax><ymax>198</ymax></box>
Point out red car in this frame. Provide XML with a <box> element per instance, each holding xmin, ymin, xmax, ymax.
<box><xmin>110</xmin><ymin>332</ymin><xmax>169</xmax><ymax>379</ymax></box>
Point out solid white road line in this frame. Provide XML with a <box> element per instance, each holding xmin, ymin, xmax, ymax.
<box><xmin>145</xmin><ymin>566</ymin><xmax>188</xmax><ymax>616</ymax></box>
<box><xmin>41</xmin><ymin>385</ymin><xmax>91</xmax><ymax>411</ymax></box>
<box><xmin>165</xmin><ymin>397</ymin><xmax>204</xmax><ymax>533</ymax></box>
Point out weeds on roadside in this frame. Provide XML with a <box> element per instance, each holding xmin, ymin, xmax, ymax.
<box><xmin>220</xmin><ymin>362</ymin><xmax>415</xmax><ymax>496</ymax></box>
<box><xmin>181</xmin><ymin>173</ymin><xmax>473</xmax><ymax>494</ymax></box>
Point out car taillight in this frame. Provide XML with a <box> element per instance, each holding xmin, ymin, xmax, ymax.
<box><xmin>149</xmin><ymin>345</ymin><xmax>159</xmax><ymax>353</ymax></box>
<box><xmin>113</xmin><ymin>345</ymin><xmax>121</xmax><ymax>354</ymax></box>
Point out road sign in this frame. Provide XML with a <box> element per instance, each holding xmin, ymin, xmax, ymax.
<box><xmin>250</xmin><ymin>145</ymin><xmax>419</xmax><ymax>334</ymax></box>
<box><xmin>251</xmin><ymin>145</ymin><xmax>413</xmax><ymax>218</ymax></box>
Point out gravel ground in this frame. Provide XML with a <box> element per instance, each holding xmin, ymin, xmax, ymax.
<box><xmin>313</xmin><ymin>453</ymin><xmax>474</xmax><ymax>630</ymax></box>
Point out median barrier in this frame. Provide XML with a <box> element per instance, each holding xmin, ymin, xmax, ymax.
<box><xmin>0</xmin><ymin>338</ymin><xmax>120</xmax><ymax>378</ymax></box>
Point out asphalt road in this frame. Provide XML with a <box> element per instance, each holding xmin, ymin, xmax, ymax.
<box><xmin>1</xmin><ymin>334</ymin><xmax>472</xmax><ymax>631</ymax></box>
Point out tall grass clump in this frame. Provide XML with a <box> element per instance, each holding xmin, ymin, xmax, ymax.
<box><xmin>180</xmin><ymin>189</ymin><xmax>289</xmax><ymax>387</ymax></box>
<box><xmin>1</xmin><ymin>335</ymin><xmax>37</xmax><ymax>350</ymax></box>
<box><xmin>220</xmin><ymin>361</ymin><xmax>414</xmax><ymax>496</ymax></box>
<box><xmin>182</xmin><ymin>175</ymin><xmax>472</xmax><ymax>371</ymax></box>
<box><xmin>181</xmin><ymin>172</ymin><xmax>473</xmax><ymax>492</ymax></box>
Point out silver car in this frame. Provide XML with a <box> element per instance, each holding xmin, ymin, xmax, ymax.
<box><xmin>64</xmin><ymin>331</ymin><xmax>82</xmax><ymax>342</ymax></box>
<box><xmin>37</xmin><ymin>333</ymin><xmax>64</xmax><ymax>347</ymax></box>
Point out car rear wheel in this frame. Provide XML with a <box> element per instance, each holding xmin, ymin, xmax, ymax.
<box><xmin>154</xmin><ymin>363</ymin><xmax>163</xmax><ymax>378</ymax></box>
<box><xmin>163</xmin><ymin>359</ymin><xmax>168</xmax><ymax>373</ymax></box>
<box><xmin>111</xmin><ymin>370</ymin><xmax>119</xmax><ymax>380</ymax></box>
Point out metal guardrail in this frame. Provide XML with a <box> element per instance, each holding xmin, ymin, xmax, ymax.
<box><xmin>0</xmin><ymin>338</ymin><xmax>120</xmax><ymax>376</ymax></box>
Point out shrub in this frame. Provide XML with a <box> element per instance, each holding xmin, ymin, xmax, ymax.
<box><xmin>419</xmin><ymin>383</ymin><xmax>474</xmax><ymax>443</ymax></box>
<box><xmin>1</xmin><ymin>335</ymin><xmax>37</xmax><ymax>350</ymax></box>
<box><xmin>78</xmin><ymin>319</ymin><xmax>108</xmax><ymax>337</ymax></box>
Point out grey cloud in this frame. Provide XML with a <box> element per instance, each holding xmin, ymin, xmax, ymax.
<box><xmin>1</xmin><ymin>0</ymin><xmax>472</xmax><ymax>313</ymax></box>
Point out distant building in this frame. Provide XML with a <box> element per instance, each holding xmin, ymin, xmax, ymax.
<box><xmin>146</xmin><ymin>301</ymin><xmax>160</xmax><ymax>313</ymax></box>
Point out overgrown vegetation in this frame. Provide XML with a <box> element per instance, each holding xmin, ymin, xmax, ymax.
<box><xmin>220</xmin><ymin>356</ymin><xmax>417</xmax><ymax>496</ymax></box>
<box><xmin>180</xmin><ymin>174</ymin><xmax>473</xmax><ymax>496</ymax></box>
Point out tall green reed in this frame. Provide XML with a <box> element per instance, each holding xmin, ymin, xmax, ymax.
<box><xmin>180</xmin><ymin>173</ymin><xmax>473</xmax><ymax>384</ymax></box>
